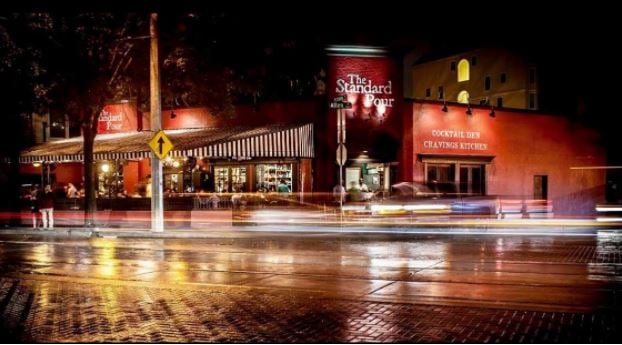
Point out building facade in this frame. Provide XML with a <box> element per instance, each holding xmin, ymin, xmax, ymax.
<box><xmin>17</xmin><ymin>45</ymin><xmax>606</xmax><ymax>221</ymax></box>
<box><xmin>411</xmin><ymin>48</ymin><xmax>538</xmax><ymax>110</ymax></box>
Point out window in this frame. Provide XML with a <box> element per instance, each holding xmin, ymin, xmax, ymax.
<box><xmin>497</xmin><ymin>97</ymin><xmax>503</xmax><ymax>108</ymax></box>
<box><xmin>450</xmin><ymin>61</ymin><xmax>456</xmax><ymax>71</ymax></box>
<box><xmin>529</xmin><ymin>68</ymin><xmax>536</xmax><ymax>84</ymax></box>
<box><xmin>438</xmin><ymin>86</ymin><xmax>444</xmax><ymax>100</ymax></box>
<box><xmin>534</xmin><ymin>175</ymin><xmax>548</xmax><ymax>199</ymax></box>
<box><xmin>500</xmin><ymin>73</ymin><xmax>507</xmax><ymax>83</ymax></box>
<box><xmin>529</xmin><ymin>93</ymin><xmax>537</xmax><ymax>109</ymax></box>
<box><xmin>256</xmin><ymin>163</ymin><xmax>292</xmax><ymax>192</ymax></box>
<box><xmin>484</xmin><ymin>76</ymin><xmax>491</xmax><ymax>90</ymax></box>
<box><xmin>457</xmin><ymin>90</ymin><xmax>470</xmax><ymax>104</ymax></box>
<box><xmin>427</xmin><ymin>164</ymin><xmax>454</xmax><ymax>184</ymax></box>
<box><xmin>425</xmin><ymin>88</ymin><xmax>431</xmax><ymax>97</ymax></box>
<box><xmin>471</xmin><ymin>56</ymin><xmax>477</xmax><ymax>66</ymax></box>
<box><xmin>460</xmin><ymin>165</ymin><xmax>484</xmax><ymax>195</ymax></box>
<box><xmin>457</xmin><ymin>59</ymin><xmax>470</xmax><ymax>82</ymax></box>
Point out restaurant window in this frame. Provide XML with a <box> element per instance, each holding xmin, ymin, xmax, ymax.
<box><xmin>497</xmin><ymin>97</ymin><xmax>504</xmax><ymax>108</ymax></box>
<box><xmin>97</xmin><ymin>161</ymin><xmax>123</xmax><ymax>198</ymax></box>
<box><xmin>426</xmin><ymin>164</ymin><xmax>454</xmax><ymax>184</ymax></box>
<box><xmin>484</xmin><ymin>76</ymin><xmax>491</xmax><ymax>90</ymax></box>
<box><xmin>214</xmin><ymin>166</ymin><xmax>248</xmax><ymax>193</ymax></box>
<box><xmin>425</xmin><ymin>88</ymin><xmax>431</xmax><ymax>97</ymax></box>
<box><xmin>500</xmin><ymin>72</ymin><xmax>507</xmax><ymax>83</ymax></box>
<box><xmin>438</xmin><ymin>86</ymin><xmax>444</xmax><ymax>100</ymax></box>
<box><xmin>163</xmin><ymin>157</ymin><xmax>184</xmax><ymax>193</ymax></box>
<box><xmin>256</xmin><ymin>163</ymin><xmax>292</xmax><ymax>192</ymax></box>
<box><xmin>425</xmin><ymin>162</ymin><xmax>485</xmax><ymax>196</ymax></box>
<box><xmin>459</xmin><ymin>165</ymin><xmax>484</xmax><ymax>196</ymax></box>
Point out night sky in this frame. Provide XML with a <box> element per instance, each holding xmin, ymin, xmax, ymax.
<box><xmin>3</xmin><ymin>1</ymin><xmax>621</xmax><ymax>158</ymax></box>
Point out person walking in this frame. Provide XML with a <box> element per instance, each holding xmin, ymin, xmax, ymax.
<box><xmin>39</xmin><ymin>184</ymin><xmax>55</xmax><ymax>229</ymax></box>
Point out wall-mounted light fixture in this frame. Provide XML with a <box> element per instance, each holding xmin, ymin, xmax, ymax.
<box><xmin>100</xmin><ymin>163</ymin><xmax>110</xmax><ymax>173</ymax></box>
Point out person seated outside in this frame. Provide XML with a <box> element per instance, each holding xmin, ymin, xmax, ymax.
<box><xmin>66</xmin><ymin>183</ymin><xmax>78</xmax><ymax>198</ymax></box>
<box><xmin>347</xmin><ymin>181</ymin><xmax>363</xmax><ymax>202</ymax></box>
<box><xmin>359</xmin><ymin>178</ymin><xmax>369</xmax><ymax>192</ymax></box>
<box><xmin>333</xmin><ymin>181</ymin><xmax>346</xmax><ymax>204</ymax></box>
<box><xmin>207</xmin><ymin>194</ymin><xmax>220</xmax><ymax>209</ymax></box>
<box><xmin>78</xmin><ymin>183</ymin><xmax>85</xmax><ymax>198</ymax></box>
<box><xmin>277</xmin><ymin>179</ymin><xmax>290</xmax><ymax>195</ymax></box>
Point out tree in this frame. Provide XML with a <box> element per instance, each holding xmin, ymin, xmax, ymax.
<box><xmin>40</xmin><ymin>13</ymin><xmax>149</xmax><ymax>227</ymax></box>
<box><xmin>0</xmin><ymin>13</ymin><xmax>59</xmax><ymax>221</ymax></box>
<box><xmin>3</xmin><ymin>12</ymin><xmax>238</xmax><ymax>227</ymax></box>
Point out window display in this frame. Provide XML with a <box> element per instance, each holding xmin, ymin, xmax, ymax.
<box><xmin>256</xmin><ymin>163</ymin><xmax>292</xmax><ymax>192</ymax></box>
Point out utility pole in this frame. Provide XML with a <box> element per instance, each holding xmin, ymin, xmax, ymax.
<box><xmin>150</xmin><ymin>13</ymin><xmax>164</xmax><ymax>232</ymax></box>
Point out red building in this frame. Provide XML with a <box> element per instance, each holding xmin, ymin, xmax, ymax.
<box><xmin>18</xmin><ymin>46</ymin><xmax>606</xmax><ymax>218</ymax></box>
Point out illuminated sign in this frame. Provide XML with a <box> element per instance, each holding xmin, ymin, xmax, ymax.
<box><xmin>97</xmin><ymin>103</ymin><xmax>139</xmax><ymax>134</ymax></box>
<box><xmin>423</xmin><ymin>130</ymin><xmax>488</xmax><ymax>151</ymax></box>
<box><xmin>335</xmin><ymin>74</ymin><xmax>395</xmax><ymax>109</ymax></box>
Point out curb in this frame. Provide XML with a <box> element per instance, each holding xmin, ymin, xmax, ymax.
<box><xmin>1</xmin><ymin>223</ymin><xmax>617</xmax><ymax>239</ymax></box>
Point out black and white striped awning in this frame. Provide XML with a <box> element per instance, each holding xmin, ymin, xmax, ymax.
<box><xmin>20</xmin><ymin>123</ymin><xmax>314</xmax><ymax>163</ymax></box>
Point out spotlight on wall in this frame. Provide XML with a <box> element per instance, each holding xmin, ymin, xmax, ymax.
<box><xmin>441</xmin><ymin>101</ymin><xmax>448</xmax><ymax>113</ymax></box>
<box><xmin>170</xmin><ymin>111</ymin><xmax>177</xmax><ymax>119</ymax></box>
<box><xmin>489</xmin><ymin>106</ymin><xmax>496</xmax><ymax>117</ymax></box>
<box><xmin>466</xmin><ymin>105</ymin><xmax>473</xmax><ymax>116</ymax></box>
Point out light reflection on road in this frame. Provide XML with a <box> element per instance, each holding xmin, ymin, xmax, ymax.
<box><xmin>0</xmin><ymin>232</ymin><xmax>620</xmax><ymax>312</ymax></box>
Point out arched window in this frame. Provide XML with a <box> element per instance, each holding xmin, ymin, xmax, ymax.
<box><xmin>457</xmin><ymin>90</ymin><xmax>470</xmax><ymax>104</ymax></box>
<box><xmin>457</xmin><ymin>59</ymin><xmax>470</xmax><ymax>82</ymax></box>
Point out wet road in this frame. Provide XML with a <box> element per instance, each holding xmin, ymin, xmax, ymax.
<box><xmin>0</xmin><ymin>231</ymin><xmax>621</xmax><ymax>342</ymax></box>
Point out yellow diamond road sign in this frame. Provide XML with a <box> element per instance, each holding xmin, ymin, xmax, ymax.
<box><xmin>148</xmin><ymin>130</ymin><xmax>174</xmax><ymax>160</ymax></box>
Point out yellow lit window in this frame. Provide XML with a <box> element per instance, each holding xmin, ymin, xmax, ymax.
<box><xmin>457</xmin><ymin>90</ymin><xmax>470</xmax><ymax>104</ymax></box>
<box><xmin>457</xmin><ymin>59</ymin><xmax>470</xmax><ymax>82</ymax></box>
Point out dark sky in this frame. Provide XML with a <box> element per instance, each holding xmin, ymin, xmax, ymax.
<box><xmin>4</xmin><ymin>2</ymin><xmax>620</xmax><ymax>148</ymax></box>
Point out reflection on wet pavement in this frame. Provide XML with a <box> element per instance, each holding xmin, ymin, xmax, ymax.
<box><xmin>0</xmin><ymin>232</ymin><xmax>621</xmax><ymax>342</ymax></box>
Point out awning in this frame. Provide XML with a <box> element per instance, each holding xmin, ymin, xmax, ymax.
<box><xmin>418</xmin><ymin>154</ymin><xmax>495</xmax><ymax>164</ymax></box>
<box><xmin>20</xmin><ymin>123</ymin><xmax>314</xmax><ymax>163</ymax></box>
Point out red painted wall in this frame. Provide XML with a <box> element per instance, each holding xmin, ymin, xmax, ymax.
<box><xmin>19</xmin><ymin>164</ymin><xmax>42</xmax><ymax>175</ymax></box>
<box><xmin>55</xmin><ymin>163</ymin><xmax>82</xmax><ymax>186</ymax></box>
<box><xmin>317</xmin><ymin>53</ymin><xmax>402</xmax><ymax>192</ymax></box>
<box><xmin>138</xmin><ymin>158</ymin><xmax>150</xmax><ymax>179</ymax></box>
<box><xmin>97</xmin><ymin>102</ymin><xmax>140</xmax><ymax>134</ymax></box>
<box><xmin>406</xmin><ymin>101</ymin><xmax>606</xmax><ymax>215</ymax></box>
<box><xmin>123</xmin><ymin>161</ymin><xmax>140</xmax><ymax>194</ymax></box>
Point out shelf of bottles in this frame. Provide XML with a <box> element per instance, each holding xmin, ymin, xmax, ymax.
<box><xmin>256</xmin><ymin>163</ymin><xmax>292</xmax><ymax>192</ymax></box>
<box><xmin>214</xmin><ymin>166</ymin><xmax>247</xmax><ymax>193</ymax></box>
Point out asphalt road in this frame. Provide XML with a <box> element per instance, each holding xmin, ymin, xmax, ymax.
<box><xmin>0</xmin><ymin>231</ymin><xmax>620</xmax><ymax>342</ymax></box>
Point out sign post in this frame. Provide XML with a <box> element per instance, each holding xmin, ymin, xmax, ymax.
<box><xmin>149</xmin><ymin>13</ymin><xmax>164</xmax><ymax>233</ymax></box>
<box><xmin>330</xmin><ymin>97</ymin><xmax>351</xmax><ymax>215</ymax></box>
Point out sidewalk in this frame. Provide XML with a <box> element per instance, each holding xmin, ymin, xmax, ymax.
<box><xmin>1</xmin><ymin>217</ymin><xmax>620</xmax><ymax>238</ymax></box>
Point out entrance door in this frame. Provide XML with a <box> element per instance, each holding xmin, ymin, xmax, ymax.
<box><xmin>459</xmin><ymin>165</ymin><xmax>484</xmax><ymax>195</ymax></box>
